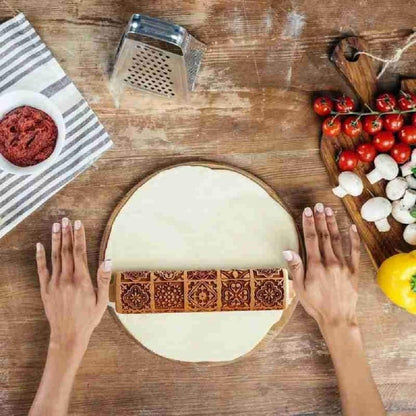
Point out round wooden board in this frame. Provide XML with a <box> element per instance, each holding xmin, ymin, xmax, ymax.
<box><xmin>99</xmin><ymin>161</ymin><xmax>305</xmax><ymax>365</ymax></box>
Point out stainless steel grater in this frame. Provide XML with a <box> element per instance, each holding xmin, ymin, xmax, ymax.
<box><xmin>110</xmin><ymin>14</ymin><xmax>206</xmax><ymax>102</ymax></box>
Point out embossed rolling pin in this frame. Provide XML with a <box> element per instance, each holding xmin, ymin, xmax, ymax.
<box><xmin>114</xmin><ymin>268</ymin><xmax>290</xmax><ymax>314</ymax></box>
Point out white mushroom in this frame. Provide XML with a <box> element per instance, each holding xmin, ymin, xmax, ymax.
<box><xmin>404</xmin><ymin>223</ymin><xmax>416</xmax><ymax>245</ymax></box>
<box><xmin>332</xmin><ymin>172</ymin><xmax>363</xmax><ymax>198</ymax></box>
<box><xmin>361</xmin><ymin>197</ymin><xmax>392</xmax><ymax>232</ymax></box>
<box><xmin>401</xmin><ymin>149</ymin><xmax>416</xmax><ymax>176</ymax></box>
<box><xmin>366</xmin><ymin>154</ymin><xmax>399</xmax><ymax>184</ymax></box>
<box><xmin>385</xmin><ymin>177</ymin><xmax>408</xmax><ymax>201</ymax></box>
<box><xmin>406</xmin><ymin>174</ymin><xmax>416</xmax><ymax>190</ymax></box>
<box><xmin>391</xmin><ymin>200</ymin><xmax>416</xmax><ymax>224</ymax></box>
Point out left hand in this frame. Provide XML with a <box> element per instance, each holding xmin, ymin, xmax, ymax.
<box><xmin>36</xmin><ymin>218</ymin><xmax>112</xmax><ymax>353</ymax></box>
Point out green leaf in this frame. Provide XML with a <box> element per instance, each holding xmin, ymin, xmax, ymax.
<box><xmin>411</xmin><ymin>167</ymin><xmax>416</xmax><ymax>176</ymax></box>
<box><xmin>410</xmin><ymin>208</ymin><xmax>416</xmax><ymax>219</ymax></box>
<box><xmin>411</xmin><ymin>275</ymin><xmax>416</xmax><ymax>293</ymax></box>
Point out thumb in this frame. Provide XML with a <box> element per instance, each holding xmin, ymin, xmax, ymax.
<box><xmin>282</xmin><ymin>250</ymin><xmax>305</xmax><ymax>294</ymax></box>
<box><xmin>96</xmin><ymin>259</ymin><xmax>112</xmax><ymax>310</ymax></box>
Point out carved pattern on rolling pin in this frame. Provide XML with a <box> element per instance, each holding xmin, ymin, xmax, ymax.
<box><xmin>116</xmin><ymin>268</ymin><xmax>287</xmax><ymax>314</ymax></box>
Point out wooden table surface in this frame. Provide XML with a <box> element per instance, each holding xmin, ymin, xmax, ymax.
<box><xmin>1</xmin><ymin>0</ymin><xmax>416</xmax><ymax>415</ymax></box>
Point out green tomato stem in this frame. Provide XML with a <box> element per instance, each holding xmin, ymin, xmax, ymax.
<box><xmin>411</xmin><ymin>275</ymin><xmax>416</xmax><ymax>293</ymax></box>
<box><xmin>330</xmin><ymin>108</ymin><xmax>416</xmax><ymax>117</ymax></box>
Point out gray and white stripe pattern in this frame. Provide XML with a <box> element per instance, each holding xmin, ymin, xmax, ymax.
<box><xmin>0</xmin><ymin>13</ymin><xmax>113</xmax><ymax>239</ymax></box>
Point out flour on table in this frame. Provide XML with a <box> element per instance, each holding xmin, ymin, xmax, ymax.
<box><xmin>106</xmin><ymin>166</ymin><xmax>299</xmax><ymax>362</ymax></box>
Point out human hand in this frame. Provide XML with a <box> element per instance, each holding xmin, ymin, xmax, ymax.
<box><xmin>283</xmin><ymin>203</ymin><xmax>360</xmax><ymax>331</ymax></box>
<box><xmin>36</xmin><ymin>218</ymin><xmax>112</xmax><ymax>355</ymax></box>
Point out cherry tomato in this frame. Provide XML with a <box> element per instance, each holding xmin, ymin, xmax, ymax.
<box><xmin>356</xmin><ymin>143</ymin><xmax>377</xmax><ymax>163</ymax></box>
<box><xmin>338</xmin><ymin>150</ymin><xmax>358</xmax><ymax>171</ymax></box>
<box><xmin>313</xmin><ymin>96</ymin><xmax>334</xmax><ymax>116</ymax></box>
<box><xmin>373</xmin><ymin>131</ymin><xmax>395</xmax><ymax>152</ymax></box>
<box><xmin>322</xmin><ymin>117</ymin><xmax>341</xmax><ymax>137</ymax></box>
<box><xmin>398</xmin><ymin>91</ymin><xmax>416</xmax><ymax>110</ymax></box>
<box><xmin>334</xmin><ymin>96</ymin><xmax>355</xmax><ymax>113</ymax></box>
<box><xmin>412</xmin><ymin>113</ymin><xmax>416</xmax><ymax>127</ymax></box>
<box><xmin>398</xmin><ymin>125</ymin><xmax>416</xmax><ymax>145</ymax></box>
<box><xmin>383</xmin><ymin>113</ymin><xmax>404</xmax><ymax>132</ymax></box>
<box><xmin>375</xmin><ymin>93</ymin><xmax>397</xmax><ymax>112</ymax></box>
<box><xmin>342</xmin><ymin>116</ymin><xmax>362</xmax><ymax>138</ymax></box>
<box><xmin>390</xmin><ymin>143</ymin><xmax>411</xmax><ymax>164</ymax></box>
<box><xmin>362</xmin><ymin>115</ymin><xmax>383</xmax><ymax>135</ymax></box>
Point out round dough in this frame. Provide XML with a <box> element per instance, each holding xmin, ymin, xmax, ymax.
<box><xmin>106</xmin><ymin>165</ymin><xmax>299</xmax><ymax>362</ymax></box>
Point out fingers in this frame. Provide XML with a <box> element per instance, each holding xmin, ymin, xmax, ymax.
<box><xmin>302</xmin><ymin>207</ymin><xmax>321</xmax><ymax>263</ymax></box>
<box><xmin>313</xmin><ymin>203</ymin><xmax>336</xmax><ymax>264</ymax></box>
<box><xmin>36</xmin><ymin>242</ymin><xmax>50</xmax><ymax>291</ymax></box>
<box><xmin>323</xmin><ymin>206</ymin><xmax>344</xmax><ymax>264</ymax></box>
<box><xmin>348</xmin><ymin>224</ymin><xmax>360</xmax><ymax>280</ymax></box>
<box><xmin>283</xmin><ymin>250</ymin><xmax>305</xmax><ymax>295</ymax></box>
<box><xmin>73</xmin><ymin>220</ymin><xmax>88</xmax><ymax>279</ymax></box>
<box><xmin>51</xmin><ymin>222</ymin><xmax>61</xmax><ymax>279</ymax></box>
<box><xmin>96</xmin><ymin>259</ymin><xmax>112</xmax><ymax>311</ymax></box>
<box><xmin>61</xmin><ymin>217</ymin><xmax>74</xmax><ymax>279</ymax></box>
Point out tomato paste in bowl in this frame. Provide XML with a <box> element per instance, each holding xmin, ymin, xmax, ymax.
<box><xmin>0</xmin><ymin>105</ymin><xmax>58</xmax><ymax>167</ymax></box>
<box><xmin>0</xmin><ymin>90</ymin><xmax>65</xmax><ymax>176</ymax></box>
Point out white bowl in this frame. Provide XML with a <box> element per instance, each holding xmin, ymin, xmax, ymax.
<box><xmin>0</xmin><ymin>90</ymin><xmax>65</xmax><ymax>176</ymax></box>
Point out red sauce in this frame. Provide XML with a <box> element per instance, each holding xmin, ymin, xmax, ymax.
<box><xmin>0</xmin><ymin>106</ymin><xmax>58</xmax><ymax>167</ymax></box>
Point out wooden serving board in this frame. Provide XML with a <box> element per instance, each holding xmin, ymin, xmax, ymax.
<box><xmin>99</xmin><ymin>161</ymin><xmax>305</xmax><ymax>361</ymax></box>
<box><xmin>320</xmin><ymin>37</ymin><xmax>416</xmax><ymax>269</ymax></box>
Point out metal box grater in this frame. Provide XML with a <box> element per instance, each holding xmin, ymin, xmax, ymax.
<box><xmin>110</xmin><ymin>14</ymin><xmax>206</xmax><ymax>102</ymax></box>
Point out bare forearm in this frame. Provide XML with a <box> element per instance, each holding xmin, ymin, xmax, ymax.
<box><xmin>321</xmin><ymin>323</ymin><xmax>385</xmax><ymax>416</ymax></box>
<box><xmin>29</xmin><ymin>340</ymin><xmax>87</xmax><ymax>416</ymax></box>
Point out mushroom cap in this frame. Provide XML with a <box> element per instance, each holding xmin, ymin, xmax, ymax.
<box><xmin>361</xmin><ymin>197</ymin><xmax>392</xmax><ymax>221</ymax></box>
<box><xmin>404</xmin><ymin>223</ymin><xmax>416</xmax><ymax>245</ymax></box>
<box><xmin>386</xmin><ymin>177</ymin><xmax>408</xmax><ymax>201</ymax></box>
<box><xmin>374</xmin><ymin>154</ymin><xmax>399</xmax><ymax>180</ymax></box>
<box><xmin>338</xmin><ymin>171</ymin><xmax>363</xmax><ymax>196</ymax></box>
<box><xmin>391</xmin><ymin>200</ymin><xmax>416</xmax><ymax>224</ymax></box>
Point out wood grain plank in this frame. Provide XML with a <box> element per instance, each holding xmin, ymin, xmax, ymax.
<box><xmin>1</xmin><ymin>1</ymin><xmax>416</xmax><ymax>415</ymax></box>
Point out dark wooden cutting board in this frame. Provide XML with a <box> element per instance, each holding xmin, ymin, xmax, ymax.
<box><xmin>320</xmin><ymin>37</ymin><xmax>416</xmax><ymax>269</ymax></box>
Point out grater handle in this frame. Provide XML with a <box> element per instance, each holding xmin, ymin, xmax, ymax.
<box><xmin>128</xmin><ymin>14</ymin><xmax>186</xmax><ymax>47</ymax></box>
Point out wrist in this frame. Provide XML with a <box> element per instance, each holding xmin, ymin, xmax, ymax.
<box><xmin>48</xmin><ymin>333</ymin><xmax>90</xmax><ymax>362</ymax></box>
<box><xmin>319</xmin><ymin>319</ymin><xmax>364</xmax><ymax>358</ymax></box>
<box><xmin>318</xmin><ymin>315</ymin><xmax>359</xmax><ymax>336</ymax></box>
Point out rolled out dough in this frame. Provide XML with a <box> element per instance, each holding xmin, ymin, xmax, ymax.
<box><xmin>106</xmin><ymin>165</ymin><xmax>299</xmax><ymax>362</ymax></box>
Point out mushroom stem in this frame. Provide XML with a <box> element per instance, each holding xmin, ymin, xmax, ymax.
<box><xmin>332</xmin><ymin>185</ymin><xmax>347</xmax><ymax>198</ymax></box>
<box><xmin>374</xmin><ymin>218</ymin><xmax>391</xmax><ymax>232</ymax></box>
<box><xmin>367</xmin><ymin>169</ymin><xmax>382</xmax><ymax>184</ymax></box>
<box><xmin>406</xmin><ymin>175</ymin><xmax>416</xmax><ymax>189</ymax></box>
<box><xmin>402</xmin><ymin>190</ymin><xmax>416</xmax><ymax>209</ymax></box>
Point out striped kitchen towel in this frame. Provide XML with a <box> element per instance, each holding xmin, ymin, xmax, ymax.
<box><xmin>0</xmin><ymin>13</ymin><xmax>113</xmax><ymax>239</ymax></box>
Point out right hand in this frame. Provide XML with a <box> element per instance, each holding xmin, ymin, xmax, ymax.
<box><xmin>283</xmin><ymin>203</ymin><xmax>361</xmax><ymax>329</ymax></box>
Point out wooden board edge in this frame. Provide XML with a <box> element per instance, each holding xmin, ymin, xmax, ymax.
<box><xmin>99</xmin><ymin>160</ymin><xmax>306</xmax><ymax>364</ymax></box>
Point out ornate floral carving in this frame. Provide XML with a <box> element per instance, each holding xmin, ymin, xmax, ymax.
<box><xmin>117</xmin><ymin>268</ymin><xmax>286</xmax><ymax>313</ymax></box>
<box><xmin>187</xmin><ymin>270</ymin><xmax>217</xmax><ymax>280</ymax></box>
<box><xmin>121</xmin><ymin>283</ymin><xmax>151</xmax><ymax>312</ymax></box>
<box><xmin>220</xmin><ymin>269</ymin><xmax>250</xmax><ymax>280</ymax></box>
<box><xmin>121</xmin><ymin>271</ymin><xmax>151</xmax><ymax>282</ymax></box>
<box><xmin>221</xmin><ymin>280</ymin><xmax>250</xmax><ymax>310</ymax></box>
<box><xmin>253</xmin><ymin>268</ymin><xmax>284</xmax><ymax>279</ymax></box>
<box><xmin>254</xmin><ymin>279</ymin><xmax>284</xmax><ymax>309</ymax></box>
<box><xmin>188</xmin><ymin>281</ymin><xmax>217</xmax><ymax>310</ymax></box>
<box><xmin>154</xmin><ymin>282</ymin><xmax>184</xmax><ymax>310</ymax></box>
<box><xmin>153</xmin><ymin>271</ymin><xmax>185</xmax><ymax>281</ymax></box>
